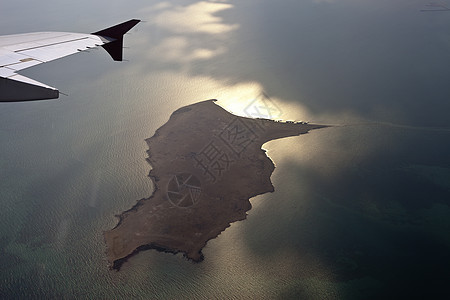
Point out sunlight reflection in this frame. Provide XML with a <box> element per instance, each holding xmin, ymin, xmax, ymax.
<box><xmin>263</xmin><ymin>124</ymin><xmax>393</xmax><ymax>182</ymax></box>
<box><xmin>217</xmin><ymin>87</ymin><xmax>311</xmax><ymax>120</ymax></box>
<box><xmin>137</xmin><ymin>1</ymin><xmax>239</xmax><ymax>74</ymax></box>
<box><xmin>148</xmin><ymin>36</ymin><xmax>226</xmax><ymax>63</ymax></box>
<box><xmin>149</xmin><ymin>1</ymin><xmax>239</xmax><ymax>34</ymax></box>
<box><xmin>204</xmin><ymin>220</ymin><xmax>339</xmax><ymax>298</ymax></box>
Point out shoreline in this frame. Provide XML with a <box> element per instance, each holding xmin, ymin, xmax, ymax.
<box><xmin>104</xmin><ymin>100</ymin><xmax>330</xmax><ymax>270</ymax></box>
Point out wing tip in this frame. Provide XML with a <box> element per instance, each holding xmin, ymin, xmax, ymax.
<box><xmin>92</xmin><ymin>19</ymin><xmax>141</xmax><ymax>61</ymax></box>
<box><xmin>92</xmin><ymin>19</ymin><xmax>141</xmax><ymax>40</ymax></box>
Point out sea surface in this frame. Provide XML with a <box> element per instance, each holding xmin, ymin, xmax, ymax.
<box><xmin>1</xmin><ymin>0</ymin><xmax>450</xmax><ymax>299</ymax></box>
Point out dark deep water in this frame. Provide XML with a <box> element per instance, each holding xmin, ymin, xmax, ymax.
<box><xmin>1</xmin><ymin>0</ymin><xmax>450</xmax><ymax>299</ymax></box>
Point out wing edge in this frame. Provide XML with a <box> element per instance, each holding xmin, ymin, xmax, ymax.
<box><xmin>0</xmin><ymin>75</ymin><xmax>58</xmax><ymax>102</ymax></box>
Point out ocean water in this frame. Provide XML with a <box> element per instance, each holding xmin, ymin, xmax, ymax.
<box><xmin>1</xmin><ymin>0</ymin><xmax>450</xmax><ymax>299</ymax></box>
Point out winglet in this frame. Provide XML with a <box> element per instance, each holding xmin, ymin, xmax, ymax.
<box><xmin>92</xmin><ymin>19</ymin><xmax>141</xmax><ymax>61</ymax></box>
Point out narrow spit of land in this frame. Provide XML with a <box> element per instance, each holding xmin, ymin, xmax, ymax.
<box><xmin>104</xmin><ymin>99</ymin><xmax>329</xmax><ymax>270</ymax></box>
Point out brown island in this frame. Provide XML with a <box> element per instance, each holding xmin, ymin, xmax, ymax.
<box><xmin>104</xmin><ymin>99</ymin><xmax>329</xmax><ymax>270</ymax></box>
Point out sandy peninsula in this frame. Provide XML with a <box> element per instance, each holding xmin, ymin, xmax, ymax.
<box><xmin>104</xmin><ymin>99</ymin><xmax>329</xmax><ymax>270</ymax></box>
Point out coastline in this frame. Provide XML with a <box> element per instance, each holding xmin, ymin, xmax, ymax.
<box><xmin>104</xmin><ymin>100</ymin><xmax>330</xmax><ymax>270</ymax></box>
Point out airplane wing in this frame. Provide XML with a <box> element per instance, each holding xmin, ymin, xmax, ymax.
<box><xmin>0</xmin><ymin>19</ymin><xmax>140</xmax><ymax>102</ymax></box>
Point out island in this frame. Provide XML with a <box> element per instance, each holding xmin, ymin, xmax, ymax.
<box><xmin>104</xmin><ymin>99</ymin><xmax>329</xmax><ymax>270</ymax></box>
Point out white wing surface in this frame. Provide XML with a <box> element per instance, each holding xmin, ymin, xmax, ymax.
<box><xmin>0</xmin><ymin>19</ymin><xmax>140</xmax><ymax>102</ymax></box>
